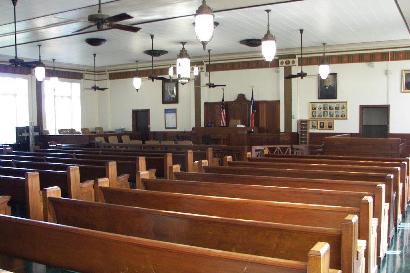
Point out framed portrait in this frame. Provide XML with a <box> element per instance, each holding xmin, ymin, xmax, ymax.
<box><xmin>309</xmin><ymin>101</ymin><xmax>347</xmax><ymax>120</ymax></box>
<box><xmin>164</xmin><ymin>109</ymin><xmax>177</xmax><ymax>129</ymax></box>
<box><xmin>401</xmin><ymin>70</ymin><xmax>410</xmax><ymax>93</ymax></box>
<box><xmin>325</xmin><ymin>120</ymin><xmax>334</xmax><ymax>130</ymax></box>
<box><xmin>162</xmin><ymin>80</ymin><xmax>179</xmax><ymax>104</ymax></box>
<box><xmin>318</xmin><ymin>73</ymin><xmax>337</xmax><ymax>99</ymax></box>
<box><xmin>309</xmin><ymin>120</ymin><xmax>318</xmax><ymax>130</ymax></box>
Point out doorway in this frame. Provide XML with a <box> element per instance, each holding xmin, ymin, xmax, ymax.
<box><xmin>360</xmin><ymin>105</ymin><xmax>390</xmax><ymax>138</ymax></box>
<box><xmin>132</xmin><ymin>109</ymin><xmax>150</xmax><ymax>141</ymax></box>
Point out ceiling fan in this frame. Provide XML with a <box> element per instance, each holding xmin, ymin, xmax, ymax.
<box><xmin>285</xmin><ymin>29</ymin><xmax>308</xmax><ymax>79</ymax></box>
<box><xmin>87</xmin><ymin>54</ymin><xmax>108</xmax><ymax>91</ymax></box>
<box><xmin>147</xmin><ymin>34</ymin><xmax>169</xmax><ymax>82</ymax></box>
<box><xmin>203</xmin><ymin>49</ymin><xmax>226</xmax><ymax>88</ymax></box>
<box><xmin>8</xmin><ymin>0</ymin><xmax>40</xmax><ymax>68</ymax></box>
<box><xmin>74</xmin><ymin>0</ymin><xmax>141</xmax><ymax>33</ymax></box>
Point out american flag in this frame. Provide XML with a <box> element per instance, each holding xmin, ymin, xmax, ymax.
<box><xmin>220</xmin><ymin>89</ymin><xmax>227</xmax><ymax>127</ymax></box>
<box><xmin>250</xmin><ymin>88</ymin><xmax>256</xmax><ymax>130</ymax></box>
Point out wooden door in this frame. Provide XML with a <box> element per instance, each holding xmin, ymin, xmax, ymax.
<box><xmin>360</xmin><ymin>105</ymin><xmax>389</xmax><ymax>138</ymax></box>
<box><xmin>132</xmin><ymin>110</ymin><xmax>150</xmax><ymax>140</ymax></box>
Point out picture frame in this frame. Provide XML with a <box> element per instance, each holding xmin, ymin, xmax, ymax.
<box><xmin>318</xmin><ymin>73</ymin><xmax>337</xmax><ymax>99</ymax></box>
<box><xmin>309</xmin><ymin>101</ymin><xmax>347</xmax><ymax>120</ymax></box>
<box><xmin>164</xmin><ymin>108</ymin><xmax>177</xmax><ymax>129</ymax></box>
<box><xmin>162</xmin><ymin>80</ymin><xmax>179</xmax><ymax>104</ymax></box>
<box><xmin>401</xmin><ymin>70</ymin><xmax>410</xmax><ymax>93</ymax></box>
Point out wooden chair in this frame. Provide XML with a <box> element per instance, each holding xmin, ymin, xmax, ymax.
<box><xmin>94</xmin><ymin>136</ymin><xmax>106</xmax><ymax>143</ymax></box>
<box><xmin>176</xmin><ymin>140</ymin><xmax>193</xmax><ymax>145</ymax></box>
<box><xmin>81</xmin><ymin>128</ymin><xmax>90</xmax><ymax>134</ymax></box>
<box><xmin>121</xmin><ymin>135</ymin><xmax>142</xmax><ymax>144</ymax></box>
<box><xmin>145</xmin><ymin>140</ymin><xmax>160</xmax><ymax>145</ymax></box>
<box><xmin>95</xmin><ymin>127</ymin><xmax>104</xmax><ymax>134</ymax></box>
<box><xmin>161</xmin><ymin>140</ymin><xmax>175</xmax><ymax>145</ymax></box>
<box><xmin>108</xmin><ymin>136</ymin><xmax>119</xmax><ymax>144</ymax></box>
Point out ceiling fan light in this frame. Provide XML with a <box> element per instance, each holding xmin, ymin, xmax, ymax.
<box><xmin>34</xmin><ymin>65</ymin><xmax>45</xmax><ymax>82</ymax></box>
<box><xmin>319</xmin><ymin>63</ymin><xmax>330</xmax><ymax>80</ymax></box>
<box><xmin>193</xmin><ymin>66</ymin><xmax>199</xmax><ymax>76</ymax></box>
<box><xmin>262</xmin><ymin>34</ymin><xmax>277</xmax><ymax>62</ymax></box>
<box><xmin>168</xmin><ymin>66</ymin><xmax>174</xmax><ymax>77</ymax></box>
<box><xmin>176</xmin><ymin>43</ymin><xmax>191</xmax><ymax>83</ymax></box>
<box><xmin>133</xmin><ymin>77</ymin><xmax>142</xmax><ymax>91</ymax></box>
<box><xmin>194</xmin><ymin>0</ymin><xmax>215</xmax><ymax>44</ymax></box>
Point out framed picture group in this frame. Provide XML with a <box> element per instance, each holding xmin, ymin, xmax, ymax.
<box><xmin>310</xmin><ymin>120</ymin><xmax>334</xmax><ymax>130</ymax></box>
<box><xmin>309</xmin><ymin>101</ymin><xmax>347</xmax><ymax>120</ymax></box>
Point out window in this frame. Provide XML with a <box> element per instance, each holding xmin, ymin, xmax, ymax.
<box><xmin>0</xmin><ymin>75</ymin><xmax>29</xmax><ymax>144</ymax></box>
<box><xmin>43</xmin><ymin>80</ymin><xmax>81</xmax><ymax>135</ymax></box>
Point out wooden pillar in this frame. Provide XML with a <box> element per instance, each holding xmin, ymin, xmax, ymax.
<box><xmin>284</xmin><ymin>66</ymin><xmax>292</xmax><ymax>132</ymax></box>
<box><xmin>194</xmin><ymin>74</ymin><xmax>201</xmax><ymax>127</ymax></box>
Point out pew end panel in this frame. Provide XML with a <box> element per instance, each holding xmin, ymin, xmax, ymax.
<box><xmin>25</xmin><ymin>172</ymin><xmax>43</xmax><ymax>221</ymax></box>
<box><xmin>66</xmin><ymin>166</ymin><xmax>80</xmax><ymax>199</ymax></box>
<box><xmin>341</xmin><ymin>214</ymin><xmax>364</xmax><ymax>273</ymax></box>
<box><xmin>42</xmin><ymin>186</ymin><xmax>61</xmax><ymax>222</ymax></box>
<box><xmin>308</xmin><ymin>242</ymin><xmax>330</xmax><ymax>273</ymax></box>
<box><xmin>0</xmin><ymin>196</ymin><xmax>11</xmax><ymax>215</ymax></box>
<box><xmin>94</xmin><ymin>178</ymin><xmax>110</xmax><ymax>202</ymax></box>
<box><xmin>185</xmin><ymin>150</ymin><xmax>194</xmax><ymax>172</ymax></box>
<box><xmin>168</xmin><ymin>165</ymin><xmax>181</xmax><ymax>180</ymax></box>
<box><xmin>136</xmin><ymin>171</ymin><xmax>150</xmax><ymax>190</ymax></box>
<box><xmin>359</xmin><ymin>196</ymin><xmax>376</xmax><ymax>273</ymax></box>
<box><xmin>164</xmin><ymin>153</ymin><xmax>173</xmax><ymax>179</ymax></box>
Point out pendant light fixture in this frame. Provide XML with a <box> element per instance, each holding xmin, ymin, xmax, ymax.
<box><xmin>176</xmin><ymin>42</ymin><xmax>191</xmax><ymax>85</ymax></box>
<box><xmin>168</xmin><ymin>65</ymin><xmax>174</xmax><ymax>78</ymax></box>
<box><xmin>319</xmin><ymin>43</ymin><xmax>330</xmax><ymax>80</ymax></box>
<box><xmin>194</xmin><ymin>0</ymin><xmax>215</xmax><ymax>50</ymax></box>
<box><xmin>50</xmin><ymin>58</ymin><xmax>59</xmax><ymax>86</ymax></box>
<box><xmin>261</xmin><ymin>9</ymin><xmax>277</xmax><ymax>62</ymax></box>
<box><xmin>132</xmin><ymin>61</ymin><xmax>142</xmax><ymax>92</ymax></box>
<box><xmin>193</xmin><ymin>66</ymin><xmax>199</xmax><ymax>76</ymax></box>
<box><xmin>34</xmin><ymin>45</ymin><xmax>45</xmax><ymax>82</ymax></box>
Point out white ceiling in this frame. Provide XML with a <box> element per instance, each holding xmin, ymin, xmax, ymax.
<box><xmin>0</xmin><ymin>0</ymin><xmax>408</xmax><ymax>68</ymax></box>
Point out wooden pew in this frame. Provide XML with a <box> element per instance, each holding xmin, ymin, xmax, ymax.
<box><xmin>251</xmin><ymin>156</ymin><xmax>409</xmax><ymax>210</ymax></box>
<box><xmin>0</xmin><ymin>215</ymin><xmax>336</xmax><ymax>273</ymax></box>
<box><xmin>228</xmin><ymin>159</ymin><xmax>405</xmax><ymax>217</ymax></box>
<box><xmin>0</xmin><ymin>159</ymin><xmax>128</xmax><ymax>190</ymax></box>
<box><xmin>0</xmin><ymin>196</ymin><xmax>11</xmax><ymax>215</ymax></box>
<box><xmin>143</xmin><ymin>173</ymin><xmax>386</xmax><ymax>265</ymax></box>
<box><xmin>0</xmin><ymin>155</ymin><xmax>134</xmax><ymax>188</ymax></box>
<box><xmin>203</xmin><ymin>165</ymin><xmax>398</xmax><ymax>233</ymax></box>
<box><xmin>96</xmin><ymin>183</ymin><xmax>377</xmax><ymax>273</ymax></box>
<box><xmin>0</xmin><ymin>173</ymin><xmax>42</xmax><ymax>220</ymax></box>
<box><xmin>13</xmin><ymin>151</ymin><xmax>174</xmax><ymax>179</ymax></box>
<box><xmin>43</xmin><ymin>188</ymin><xmax>356</xmax><ymax>273</ymax></box>
<box><xmin>0</xmin><ymin>166</ymin><xmax>92</xmax><ymax>202</ymax></box>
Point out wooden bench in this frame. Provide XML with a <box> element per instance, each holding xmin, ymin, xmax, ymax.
<box><xmin>0</xmin><ymin>173</ymin><xmax>42</xmax><ymax>220</ymax></box>
<box><xmin>0</xmin><ymin>155</ymin><xmax>134</xmax><ymax>188</ymax></box>
<box><xmin>0</xmin><ymin>196</ymin><xmax>11</xmax><ymax>215</ymax></box>
<box><xmin>203</xmin><ymin>165</ymin><xmax>398</xmax><ymax>234</ymax></box>
<box><xmin>251</xmin><ymin>156</ymin><xmax>409</xmax><ymax>211</ymax></box>
<box><xmin>0</xmin><ymin>165</ymin><xmax>94</xmax><ymax>204</ymax></box>
<box><xmin>172</xmin><ymin>170</ymin><xmax>387</xmax><ymax>264</ymax></box>
<box><xmin>0</xmin><ymin>159</ymin><xmax>128</xmax><ymax>190</ymax></box>
<box><xmin>228</xmin><ymin>159</ymin><xmax>405</xmax><ymax>218</ymax></box>
<box><xmin>12</xmin><ymin>151</ymin><xmax>174</xmax><ymax>179</ymax></box>
<box><xmin>0</xmin><ymin>215</ymin><xmax>336</xmax><ymax>273</ymax></box>
<box><xmin>43</xmin><ymin>188</ymin><xmax>354</xmax><ymax>273</ymax></box>
<box><xmin>96</xmin><ymin>183</ymin><xmax>377</xmax><ymax>273</ymax></box>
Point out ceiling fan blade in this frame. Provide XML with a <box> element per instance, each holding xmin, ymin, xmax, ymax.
<box><xmin>105</xmin><ymin>13</ymin><xmax>133</xmax><ymax>23</ymax></box>
<box><xmin>285</xmin><ymin>74</ymin><xmax>301</xmax><ymax>79</ymax></box>
<box><xmin>74</xmin><ymin>24</ymin><xmax>96</xmax><ymax>33</ymax></box>
<box><xmin>213</xmin><ymin>84</ymin><xmax>227</xmax><ymax>87</ymax></box>
<box><xmin>110</xmin><ymin>24</ymin><xmax>141</xmax><ymax>32</ymax></box>
<box><xmin>96</xmin><ymin>87</ymin><xmax>108</xmax><ymax>91</ymax></box>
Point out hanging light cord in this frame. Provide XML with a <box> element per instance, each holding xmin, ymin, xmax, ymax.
<box><xmin>266</xmin><ymin>9</ymin><xmax>271</xmax><ymax>32</ymax></box>
<box><xmin>37</xmin><ymin>45</ymin><xmax>42</xmax><ymax>62</ymax></box>
<box><xmin>13</xmin><ymin>0</ymin><xmax>17</xmax><ymax>60</ymax></box>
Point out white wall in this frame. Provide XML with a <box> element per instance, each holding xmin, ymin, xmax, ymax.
<box><xmin>83</xmin><ymin>59</ymin><xmax>410</xmax><ymax>134</ymax></box>
<box><xmin>294</xmin><ymin>60</ymin><xmax>410</xmax><ymax>133</ymax></box>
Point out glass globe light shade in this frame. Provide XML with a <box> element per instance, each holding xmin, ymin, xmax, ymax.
<box><xmin>319</xmin><ymin>64</ymin><xmax>330</xmax><ymax>80</ymax></box>
<box><xmin>34</xmin><ymin>66</ymin><xmax>46</xmax><ymax>82</ymax></box>
<box><xmin>133</xmin><ymin>77</ymin><xmax>142</xmax><ymax>91</ymax></box>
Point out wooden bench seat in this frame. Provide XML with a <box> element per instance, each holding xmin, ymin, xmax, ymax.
<box><xmin>0</xmin><ymin>215</ymin><xmax>336</xmax><ymax>273</ymax></box>
<box><xmin>43</xmin><ymin>189</ymin><xmax>354</xmax><ymax>273</ymax></box>
<box><xmin>0</xmin><ymin>173</ymin><xmax>42</xmax><ymax>220</ymax></box>
<box><xmin>97</xmin><ymin>184</ymin><xmax>377</xmax><ymax>273</ymax></box>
